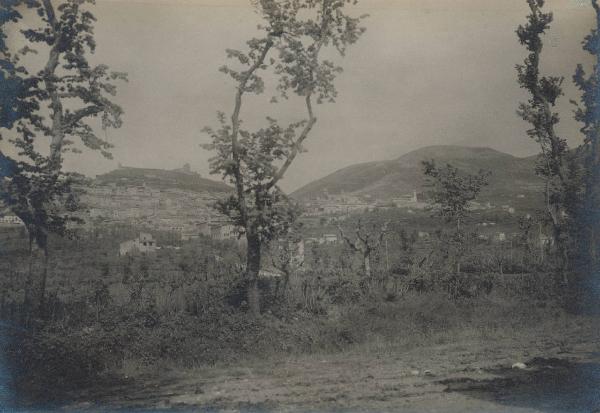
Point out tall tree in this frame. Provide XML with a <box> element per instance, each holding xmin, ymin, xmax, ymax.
<box><xmin>202</xmin><ymin>0</ymin><xmax>366</xmax><ymax>316</ymax></box>
<box><xmin>0</xmin><ymin>0</ymin><xmax>127</xmax><ymax>314</ymax></box>
<box><xmin>573</xmin><ymin>0</ymin><xmax>600</xmax><ymax>278</ymax></box>
<box><xmin>516</xmin><ymin>0</ymin><xmax>573</xmax><ymax>283</ymax></box>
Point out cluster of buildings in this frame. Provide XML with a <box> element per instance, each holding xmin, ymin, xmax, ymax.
<box><xmin>301</xmin><ymin>190</ymin><xmax>427</xmax><ymax>217</ymax></box>
<box><xmin>77</xmin><ymin>177</ymin><xmax>238</xmax><ymax>241</ymax></box>
<box><xmin>81</xmin><ymin>183</ymin><xmax>225</xmax><ymax>225</ymax></box>
<box><xmin>305</xmin><ymin>233</ymin><xmax>339</xmax><ymax>244</ymax></box>
<box><xmin>0</xmin><ymin>163</ymin><xmax>249</xmax><ymax>246</ymax></box>
<box><xmin>180</xmin><ymin>221</ymin><xmax>239</xmax><ymax>241</ymax></box>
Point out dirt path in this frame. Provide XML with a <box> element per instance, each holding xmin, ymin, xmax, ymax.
<box><xmin>67</xmin><ymin>323</ymin><xmax>600</xmax><ymax>412</ymax></box>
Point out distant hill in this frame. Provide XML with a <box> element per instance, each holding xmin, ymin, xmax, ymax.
<box><xmin>95</xmin><ymin>165</ymin><xmax>232</xmax><ymax>193</ymax></box>
<box><xmin>291</xmin><ymin>145</ymin><xmax>543</xmax><ymax>206</ymax></box>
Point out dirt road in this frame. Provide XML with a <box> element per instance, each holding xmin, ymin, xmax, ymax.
<box><xmin>68</xmin><ymin>321</ymin><xmax>600</xmax><ymax>412</ymax></box>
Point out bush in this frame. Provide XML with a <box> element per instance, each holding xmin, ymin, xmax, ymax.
<box><xmin>3</xmin><ymin>322</ymin><xmax>125</xmax><ymax>404</ymax></box>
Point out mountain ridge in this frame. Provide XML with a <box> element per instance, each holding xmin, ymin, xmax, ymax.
<box><xmin>291</xmin><ymin>145</ymin><xmax>543</xmax><ymax>205</ymax></box>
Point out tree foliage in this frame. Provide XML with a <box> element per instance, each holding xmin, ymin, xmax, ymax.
<box><xmin>202</xmin><ymin>0</ymin><xmax>366</xmax><ymax>315</ymax></box>
<box><xmin>572</xmin><ymin>0</ymin><xmax>600</xmax><ymax>272</ymax></box>
<box><xmin>515</xmin><ymin>0</ymin><xmax>577</xmax><ymax>276</ymax></box>
<box><xmin>422</xmin><ymin>160</ymin><xmax>490</xmax><ymax>231</ymax></box>
<box><xmin>0</xmin><ymin>0</ymin><xmax>126</xmax><ymax>315</ymax></box>
<box><xmin>515</xmin><ymin>0</ymin><xmax>585</xmax><ymax>284</ymax></box>
<box><xmin>0</xmin><ymin>0</ymin><xmax>127</xmax><ymax>250</ymax></box>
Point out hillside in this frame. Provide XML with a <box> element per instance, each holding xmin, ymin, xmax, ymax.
<box><xmin>292</xmin><ymin>145</ymin><xmax>543</xmax><ymax>205</ymax></box>
<box><xmin>95</xmin><ymin>166</ymin><xmax>232</xmax><ymax>193</ymax></box>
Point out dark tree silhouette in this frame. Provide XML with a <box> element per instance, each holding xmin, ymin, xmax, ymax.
<box><xmin>573</xmin><ymin>0</ymin><xmax>600</xmax><ymax>279</ymax></box>
<box><xmin>0</xmin><ymin>0</ymin><xmax>127</xmax><ymax>316</ymax></box>
<box><xmin>516</xmin><ymin>0</ymin><xmax>575</xmax><ymax>284</ymax></box>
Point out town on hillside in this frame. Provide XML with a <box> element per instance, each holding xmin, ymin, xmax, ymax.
<box><xmin>0</xmin><ymin>162</ymin><xmax>533</xmax><ymax>255</ymax></box>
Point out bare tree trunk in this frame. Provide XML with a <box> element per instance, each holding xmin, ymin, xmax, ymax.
<box><xmin>278</xmin><ymin>268</ymin><xmax>291</xmax><ymax>298</ymax></box>
<box><xmin>246</xmin><ymin>232</ymin><xmax>261</xmax><ymax>316</ymax></box>
<box><xmin>591</xmin><ymin>228</ymin><xmax>598</xmax><ymax>272</ymax></box>
<box><xmin>560</xmin><ymin>243</ymin><xmax>569</xmax><ymax>285</ymax></box>
<box><xmin>22</xmin><ymin>234</ymin><xmax>34</xmax><ymax>325</ymax></box>
<box><xmin>38</xmin><ymin>244</ymin><xmax>49</xmax><ymax>318</ymax></box>
<box><xmin>364</xmin><ymin>252</ymin><xmax>371</xmax><ymax>279</ymax></box>
<box><xmin>585</xmin><ymin>134</ymin><xmax>600</xmax><ymax>276</ymax></box>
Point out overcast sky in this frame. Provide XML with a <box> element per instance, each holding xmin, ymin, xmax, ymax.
<box><xmin>5</xmin><ymin>0</ymin><xmax>596</xmax><ymax>192</ymax></box>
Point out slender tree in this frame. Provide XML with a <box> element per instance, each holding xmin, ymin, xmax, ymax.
<box><xmin>422</xmin><ymin>160</ymin><xmax>490</xmax><ymax>233</ymax></box>
<box><xmin>516</xmin><ymin>0</ymin><xmax>573</xmax><ymax>283</ymax></box>
<box><xmin>270</xmin><ymin>227</ymin><xmax>304</xmax><ymax>296</ymax></box>
<box><xmin>338</xmin><ymin>219</ymin><xmax>388</xmax><ymax>280</ymax></box>
<box><xmin>202</xmin><ymin>0</ymin><xmax>366</xmax><ymax>316</ymax></box>
<box><xmin>0</xmin><ymin>0</ymin><xmax>127</xmax><ymax>315</ymax></box>
<box><xmin>422</xmin><ymin>160</ymin><xmax>489</xmax><ymax>274</ymax></box>
<box><xmin>573</xmin><ymin>0</ymin><xmax>600</xmax><ymax>277</ymax></box>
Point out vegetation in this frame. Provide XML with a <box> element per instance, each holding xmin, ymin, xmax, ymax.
<box><xmin>422</xmin><ymin>160</ymin><xmax>490</xmax><ymax>232</ymax></box>
<box><xmin>202</xmin><ymin>0</ymin><xmax>366</xmax><ymax>315</ymax></box>
<box><xmin>515</xmin><ymin>0</ymin><xmax>580</xmax><ymax>285</ymax></box>
<box><xmin>0</xmin><ymin>0</ymin><xmax>127</xmax><ymax>317</ymax></box>
<box><xmin>338</xmin><ymin>218</ymin><xmax>388</xmax><ymax>280</ymax></box>
<box><xmin>573</xmin><ymin>0</ymin><xmax>600</xmax><ymax>298</ymax></box>
<box><xmin>0</xmin><ymin>221</ymin><xmax>572</xmax><ymax>405</ymax></box>
<box><xmin>421</xmin><ymin>160</ymin><xmax>490</xmax><ymax>275</ymax></box>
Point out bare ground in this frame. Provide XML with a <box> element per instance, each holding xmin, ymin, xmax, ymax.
<box><xmin>65</xmin><ymin>318</ymin><xmax>600</xmax><ymax>413</ymax></box>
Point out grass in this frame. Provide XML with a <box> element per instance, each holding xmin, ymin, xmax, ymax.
<box><xmin>113</xmin><ymin>290</ymin><xmax>590</xmax><ymax>376</ymax></box>
<box><xmin>71</xmin><ymin>309</ymin><xmax>598</xmax><ymax>412</ymax></box>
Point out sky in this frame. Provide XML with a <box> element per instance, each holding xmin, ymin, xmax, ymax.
<box><xmin>3</xmin><ymin>0</ymin><xmax>596</xmax><ymax>192</ymax></box>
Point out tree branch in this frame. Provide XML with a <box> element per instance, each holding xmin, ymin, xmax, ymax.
<box><xmin>374</xmin><ymin>221</ymin><xmax>390</xmax><ymax>248</ymax></box>
<box><xmin>42</xmin><ymin>0</ymin><xmax>64</xmax><ymax>165</ymax></box>
<box><xmin>267</xmin><ymin>95</ymin><xmax>316</xmax><ymax>189</ymax></box>
<box><xmin>65</xmin><ymin>105</ymin><xmax>103</xmax><ymax>128</ymax></box>
<box><xmin>355</xmin><ymin>219</ymin><xmax>369</xmax><ymax>245</ymax></box>
<box><xmin>265</xmin><ymin>1</ymin><xmax>335</xmax><ymax>190</ymax></box>
<box><xmin>229</xmin><ymin>38</ymin><xmax>274</xmax><ymax>227</ymax></box>
<box><xmin>338</xmin><ymin>224</ymin><xmax>362</xmax><ymax>253</ymax></box>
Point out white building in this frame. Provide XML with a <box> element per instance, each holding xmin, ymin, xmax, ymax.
<box><xmin>392</xmin><ymin>190</ymin><xmax>418</xmax><ymax>207</ymax></box>
<box><xmin>210</xmin><ymin>223</ymin><xmax>238</xmax><ymax>241</ymax></box>
<box><xmin>0</xmin><ymin>215</ymin><xmax>24</xmax><ymax>226</ymax></box>
<box><xmin>119</xmin><ymin>233</ymin><xmax>158</xmax><ymax>256</ymax></box>
<box><xmin>495</xmin><ymin>232</ymin><xmax>506</xmax><ymax>242</ymax></box>
<box><xmin>322</xmin><ymin>234</ymin><xmax>338</xmax><ymax>244</ymax></box>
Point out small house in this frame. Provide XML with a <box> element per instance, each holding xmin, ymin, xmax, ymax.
<box><xmin>0</xmin><ymin>215</ymin><xmax>24</xmax><ymax>226</ymax></box>
<box><xmin>494</xmin><ymin>232</ymin><xmax>506</xmax><ymax>242</ymax></box>
<box><xmin>323</xmin><ymin>234</ymin><xmax>338</xmax><ymax>244</ymax></box>
<box><xmin>210</xmin><ymin>223</ymin><xmax>238</xmax><ymax>240</ymax></box>
<box><xmin>119</xmin><ymin>232</ymin><xmax>158</xmax><ymax>256</ymax></box>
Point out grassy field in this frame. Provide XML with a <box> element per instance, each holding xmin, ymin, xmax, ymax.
<box><xmin>1</xmin><ymin>225</ymin><xmax>598</xmax><ymax>412</ymax></box>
